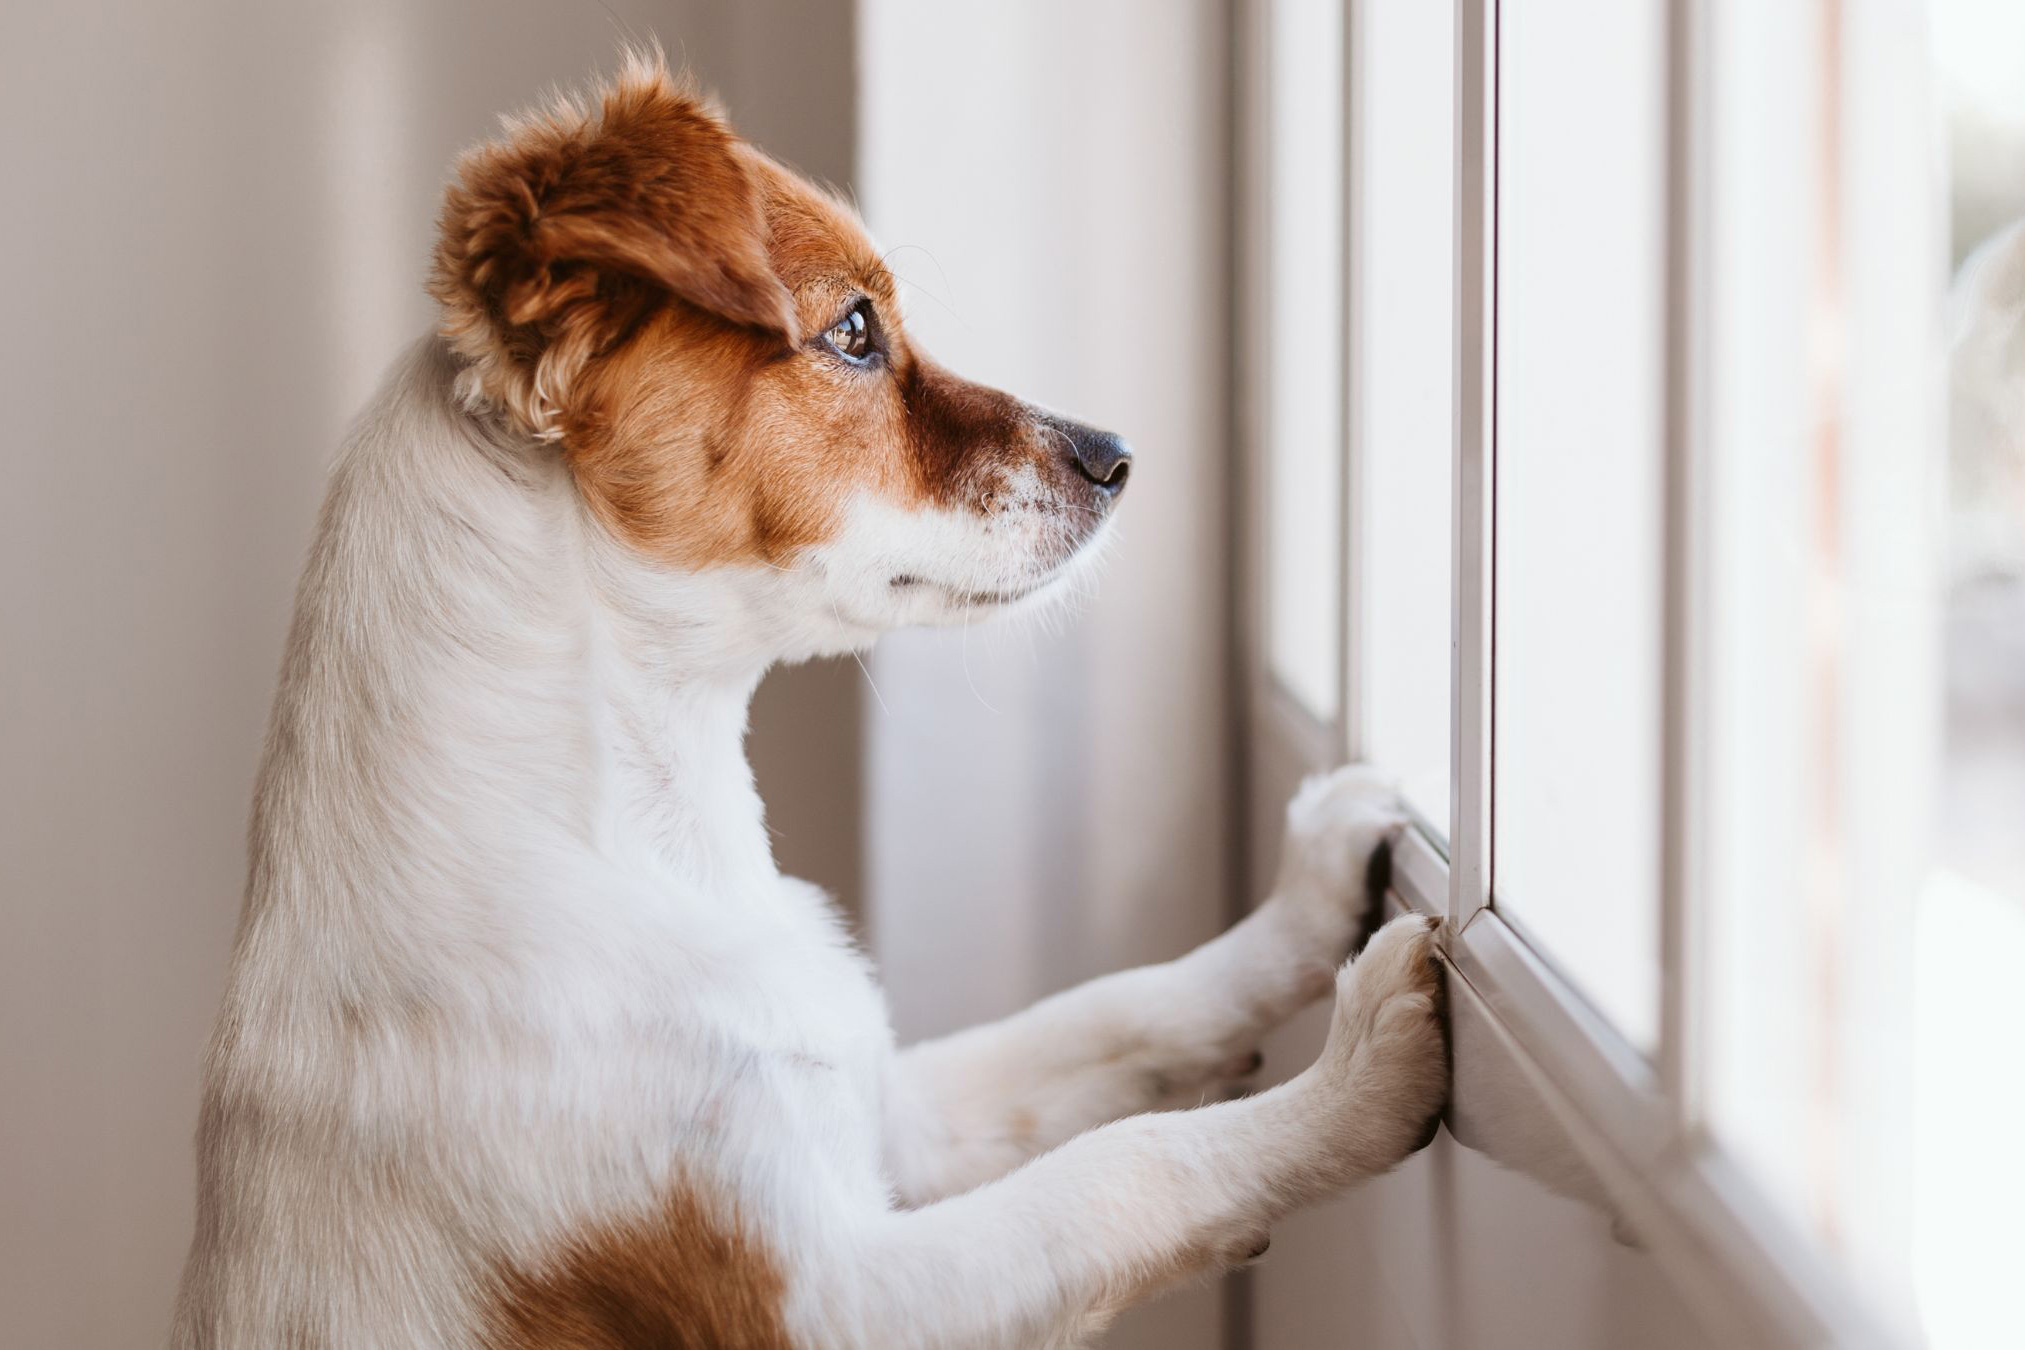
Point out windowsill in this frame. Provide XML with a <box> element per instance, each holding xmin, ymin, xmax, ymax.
<box><xmin>1387</xmin><ymin>823</ymin><xmax>1897</xmax><ymax>1349</ymax></box>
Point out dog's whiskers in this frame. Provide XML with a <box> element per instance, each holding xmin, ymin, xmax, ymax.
<box><xmin>960</xmin><ymin>612</ymin><xmax>1001</xmax><ymax>715</ymax></box>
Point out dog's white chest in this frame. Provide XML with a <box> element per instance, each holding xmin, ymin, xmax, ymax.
<box><xmin>644</xmin><ymin>874</ymin><xmax>894</xmax><ymax>1129</ymax></box>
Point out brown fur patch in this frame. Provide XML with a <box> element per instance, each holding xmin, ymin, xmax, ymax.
<box><xmin>895</xmin><ymin>358</ymin><xmax>1035</xmax><ymax>509</ymax></box>
<box><xmin>484</xmin><ymin>1185</ymin><xmax>791</xmax><ymax>1350</ymax></box>
<box><xmin>430</xmin><ymin>51</ymin><xmax>796</xmax><ymax>440</ymax></box>
<box><xmin>554</xmin><ymin>150</ymin><xmax>1057</xmax><ymax>570</ymax></box>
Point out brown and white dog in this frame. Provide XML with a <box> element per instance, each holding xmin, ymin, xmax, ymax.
<box><xmin>171</xmin><ymin>51</ymin><xmax>1448</xmax><ymax>1349</ymax></box>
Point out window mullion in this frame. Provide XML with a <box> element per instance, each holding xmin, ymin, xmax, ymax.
<box><xmin>1658</xmin><ymin>0</ymin><xmax>1709</xmax><ymax>1118</ymax></box>
<box><xmin>1450</xmin><ymin>0</ymin><xmax>1497</xmax><ymax>930</ymax></box>
<box><xmin>1339</xmin><ymin>0</ymin><xmax>1366</xmax><ymax>763</ymax></box>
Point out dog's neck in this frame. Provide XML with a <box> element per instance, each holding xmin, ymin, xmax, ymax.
<box><xmin>253</xmin><ymin>340</ymin><xmax>803</xmax><ymax>928</ymax></box>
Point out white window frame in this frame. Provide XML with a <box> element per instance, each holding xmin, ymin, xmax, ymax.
<box><xmin>1234</xmin><ymin>2</ymin><xmax>1928</xmax><ymax>1345</ymax></box>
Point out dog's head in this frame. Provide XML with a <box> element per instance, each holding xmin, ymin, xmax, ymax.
<box><xmin>430</xmin><ymin>53</ymin><xmax>1129</xmax><ymax>653</ymax></box>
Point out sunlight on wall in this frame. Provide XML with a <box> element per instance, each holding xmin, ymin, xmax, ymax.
<box><xmin>856</xmin><ymin>5</ymin><xmax>1232</xmax><ymax>1348</ymax></box>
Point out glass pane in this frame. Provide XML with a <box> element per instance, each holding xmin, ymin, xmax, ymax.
<box><xmin>1697</xmin><ymin>1</ymin><xmax>1976</xmax><ymax>1329</ymax></box>
<box><xmin>1264</xmin><ymin>0</ymin><xmax>1345</xmax><ymax>722</ymax></box>
<box><xmin>1492</xmin><ymin>0</ymin><xmax>1666</xmax><ymax>1049</ymax></box>
<box><xmin>1354</xmin><ymin>0</ymin><xmax>1454</xmax><ymax>836</ymax></box>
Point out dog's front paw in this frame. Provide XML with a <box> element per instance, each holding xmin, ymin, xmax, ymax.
<box><xmin>1265</xmin><ymin>765</ymin><xmax>1406</xmax><ymax>960</ymax></box>
<box><xmin>1310</xmin><ymin>914</ymin><xmax>1450</xmax><ymax>1165</ymax></box>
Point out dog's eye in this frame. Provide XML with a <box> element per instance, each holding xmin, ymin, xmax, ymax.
<box><xmin>823</xmin><ymin>303</ymin><xmax>875</xmax><ymax>364</ymax></box>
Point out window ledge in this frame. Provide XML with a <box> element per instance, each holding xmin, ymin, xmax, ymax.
<box><xmin>1387</xmin><ymin>824</ymin><xmax>1898</xmax><ymax>1350</ymax></box>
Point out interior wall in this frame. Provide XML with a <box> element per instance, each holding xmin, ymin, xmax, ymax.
<box><xmin>0</xmin><ymin>5</ymin><xmax>856</xmax><ymax>1345</ymax></box>
<box><xmin>856</xmin><ymin>4</ymin><xmax>1237</xmax><ymax>1347</ymax></box>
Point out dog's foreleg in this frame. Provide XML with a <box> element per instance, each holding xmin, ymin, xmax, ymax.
<box><xmin>827</xmin><ymin>915</ymin><xmax>1447</xmax><ymax>1350</ymax></box>
<box><xmin>884</xmin><ymin>765</ymin><xmax>1404</xmax><ymax>1204</ymax></box>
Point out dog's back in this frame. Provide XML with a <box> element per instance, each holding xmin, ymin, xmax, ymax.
<box><xmin>170</xmin><ymin>339</ymin><xmax>893</xmax><ymax>1347</ymax></box>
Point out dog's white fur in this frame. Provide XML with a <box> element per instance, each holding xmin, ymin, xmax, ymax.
<box><xmin>171</xmin><ymin>333</ymin><xmax>1448</xmax><ymax>1348</ymax></box>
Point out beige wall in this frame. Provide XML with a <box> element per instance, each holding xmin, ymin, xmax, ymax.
<box><xmin>0</xmin><ymin>4</ymin><xmax>856</xmax><ymax>1344</ymax></box>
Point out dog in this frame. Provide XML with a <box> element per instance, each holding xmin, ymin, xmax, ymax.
<box><xmin>171</xmin><ymin>51</ymin><xmax>1448</xmax><ymax>1349</ymax></box>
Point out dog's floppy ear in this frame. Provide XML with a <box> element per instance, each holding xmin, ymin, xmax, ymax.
<box><xmin>431</xmin><ymin>52</ymin><xmax>797</xmax><ymax>438</ymax></box>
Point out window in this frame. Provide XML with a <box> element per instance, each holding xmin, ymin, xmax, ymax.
<box><xmin>1493</xmin><ymin>0</ymin><xmax>1668</xmax><ymax>1049</ymax></box>
<box><xmin>1243</xmin><ymin>1</ymin><xmax>2014</xmax><ymax>1345</ymax></box>
<box><xmin>1919</xmin><ymin>7</ymin><xmax>2025</xmax><ymax>1341</ymax></box>
<box><xmin>1349</xmin><ymin>0</ymin><xmax>1453</xmax><ymax>834</ymax></box>
<box><xmin>1262</xmin><ymin>0</ymin><xmax>1346</xmax><ymax>724</ymax></box>
<box><xmin>1694</xmin><ymin>0</ymin><xmax>1941</xmax><ymax>1319</ymax></box>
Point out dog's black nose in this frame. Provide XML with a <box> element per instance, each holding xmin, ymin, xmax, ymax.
<box><xmin>1062</xmin><ymin>424</ymin><xmax>1133</xmax><ymax>496</ymax></box>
